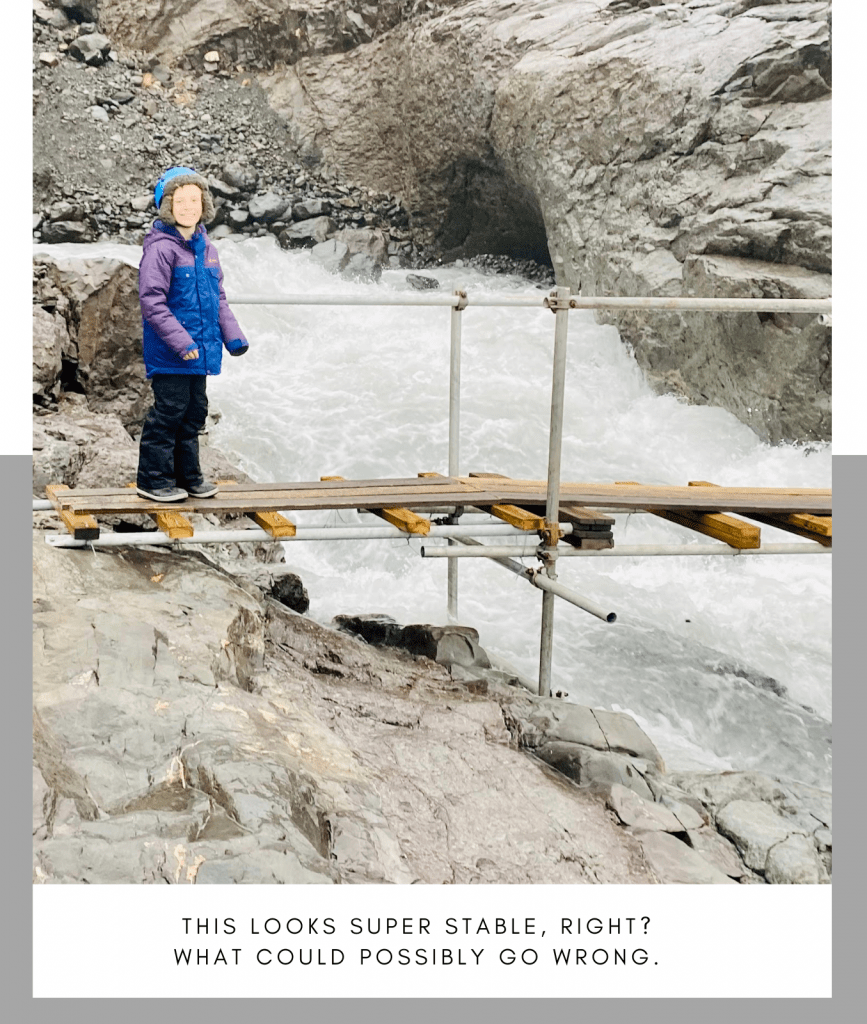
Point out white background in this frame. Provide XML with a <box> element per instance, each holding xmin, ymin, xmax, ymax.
<box><xmin>34</xmin><ymin>885</ymin><xmax>831</xmax><ymax>998</ymax></box>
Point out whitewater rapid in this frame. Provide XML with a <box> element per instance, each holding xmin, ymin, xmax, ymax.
<box><xmin>36</xmin><ymin>236</ymin><xmax>832</xmax><ymax>790</ymax></box>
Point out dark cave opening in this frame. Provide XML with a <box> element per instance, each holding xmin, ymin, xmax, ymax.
<box><xmin>434</xmin><ymin>158</ymin><xmax>552</xmax><ymax>268</ymax></box>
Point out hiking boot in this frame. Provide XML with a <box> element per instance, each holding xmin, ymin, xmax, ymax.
<box><xmin>185</xmin><ymin>481</ymin><xmax>219</xmax><ymax>498</ymax></box>
<box><xmin>136</xmin><ymin>485</ymin><xmax>188</xmax><ymax>503</ymax></box>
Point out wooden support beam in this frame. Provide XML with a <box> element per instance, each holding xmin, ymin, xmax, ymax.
<box><xmin>250</xmin><ymin>511</ymin><xmax>297</xmax><ymax>538</ymax></box>
<box><xmin>124</xmin><ymin>482</ymin><xmax>194</xmax><ymax>539</ymax></box>
<box><xmin>150</xmin><ymin>510</ymin><xmax>195</xmax><ymax>539</ymax></box>
<box><xmin>324</xmin><ymin>475</ymin><xmax>430</xmax><ymax>534</ymax></box>
<box><xmin>688</xmin><ymin>481</ymin><xmax>831</xmax><ymax>547</ymax></box>
<box><xmin>371</xmin><ymin>507</ymin><xmax>432</xmax><ymax>535</ymax></box>
<box><xmin>616</xmin><ymin>481</ymin><xmax>760</xmax><ymax>549</ymax></box>
<box><xmin>45</xmin><ymin>484</ymin><xmax>100</xmax><ymax>540</ymax></box>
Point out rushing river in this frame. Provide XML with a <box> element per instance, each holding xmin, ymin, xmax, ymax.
<box><xmin>36</xmin><ymin>236</ymin><xmax>833</xmax><ymax>790</ymax></box>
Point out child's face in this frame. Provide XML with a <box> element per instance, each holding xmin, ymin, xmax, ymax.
<box><xmin>172</xmin><ymin>183</ymin><xmax>203</xmax><ymax>227</ymax></box>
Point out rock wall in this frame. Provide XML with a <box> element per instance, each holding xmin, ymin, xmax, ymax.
<box><xmin>256</xmin><ymin>0</ymin><xmax>832</xmax><ymax>443</ymax></box>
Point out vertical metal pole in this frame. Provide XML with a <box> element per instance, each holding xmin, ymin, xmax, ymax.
<box><xmin>539</xmin><ymin>285</ymin><xmax>571</xmax><ymax>696</ymax></box>
<box><xmin>447</xmin><ymin>291</ymin><xmax>466</xmax><ymax>622</ymax></box>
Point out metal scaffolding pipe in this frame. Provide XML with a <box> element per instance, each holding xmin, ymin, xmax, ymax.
<box><xmin>447</xmin><ymin>293</ymin><xmax>465</xmax><ymax>622</ymax></box>
<box><xmin>446</xmin><ymin>537</ymin><xmax>616</xmax><ymax>624</ymax></box>
<box><xmin>421</xmin><ymin>542</ymin><xmax>831</xmax><ymax>558</ymax></box>
<box><xmin>569</xmin><ymin>296</ymin><xmax>831</xmax><ymax>313</ymax></box>
<box><xmin>43</xmin><ymin>522</ymin><xmax>576</xmax><ymax>549</ymax></box>
<box><xmin>226</xmin><ymin>293</ymin><xmax>831</xmax><ymax>313</ymax></box>
<box><xmin>539</xmin><ymin>285</ymin><xmax>571</xmax><ymax>696</ymax></box>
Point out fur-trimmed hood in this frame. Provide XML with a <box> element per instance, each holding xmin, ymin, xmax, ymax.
<box><xmin>154</xmin><ymin>169</ymin><xmax>215</xmax><ymax>226</ymax></box>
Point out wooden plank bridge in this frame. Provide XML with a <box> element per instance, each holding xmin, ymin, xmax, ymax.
<box><xmin>44</xmin><ymin>475</ymin><xmax>832</xmax><ymax>548</ymax></box>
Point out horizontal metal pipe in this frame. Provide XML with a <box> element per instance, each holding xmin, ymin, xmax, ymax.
<box><xmin>226</xmin><ymin>293</ymin><xmax>831</xmax><ymax>314</ymax></box>
<box><xmin>42</xmin><ymin>522</ymin><xmax>574</xmax><ymax>548</ymax></box>
<box><xmin>568</xmin><ymin>297</ymin><xmax>831</xmax><ymax>313</ymax></box>
<box><xmin>421</xmin><ymin>542</ymin><xmax>830</xmax><ymax>558</ymax></box>
<box><xmin>33</xmin><ymin>500</ymin><xmax>53</xmax><ymax>510</ymax></box>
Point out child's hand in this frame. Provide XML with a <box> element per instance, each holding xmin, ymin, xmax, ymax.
<box><xmin>182</xmin><ymin>348</ymin><xmax>199</xmax><ymax>360</ymax></box>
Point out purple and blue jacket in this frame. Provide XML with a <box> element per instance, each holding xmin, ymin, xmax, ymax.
<box><xmin>139</xmin><ymin>220</ymin><xmax>248</xmax><ymax>378</ymax></box>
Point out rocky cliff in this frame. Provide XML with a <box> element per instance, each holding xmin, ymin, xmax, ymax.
<box><xmin>256</xmin><ymin>0</ymin><xmax>832</xmax><ymax>443</ymax></box>
<box><xmin>34</xmin><ymin>0</ymin><xmax>831</xmax><ymax>442</ymax></box>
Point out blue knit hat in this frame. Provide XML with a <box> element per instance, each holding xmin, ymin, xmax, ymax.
<box><xmin>153</xmin><ymin>166</ymin><xmax>215</xmax><ymax>225</ymax></box>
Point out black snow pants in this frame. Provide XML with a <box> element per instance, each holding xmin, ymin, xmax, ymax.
<box><xmin>136</xmin><ymin>374</ymin><xmax>208</xmax><ymax>491</ymax></box>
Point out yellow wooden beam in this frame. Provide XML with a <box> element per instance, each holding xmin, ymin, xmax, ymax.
<box><xmin>45</xmin><ymin>483</ymin><xmax>100</xmax><ymax>540</ymax></box>
<box><xmin>124</xmin><ymin>482</ymin><xmax>194</xmax><ymax>538</ymax></box>
<box><xmin>323</xmin><ymin>475</ymin><xmax>430</xmax><ymax>534</ymax></box>
<box><xmin>371</xmin><ymin>507</ymin><xmax>432</xmax><ymax>535</ymax></box>
<box><xmin>250</xmin><ymin>511</ymin><xmax>296</xmax><ymax>538</ymax></box>
<box><xmin>689</xmin><ymin>481</ymin><xmax>831</xmax><ymax>546</ymax></box>
<box><xmin>151</xmin><ymin>510</ymin><xmax>195</xmax><ymax>539</ymax></box>
<box><xmin>616</xmin><ymin>481</ymin><xmax>760</xmax><ymax>549</ymax></box>
<box><xmin>483</xmin><ymin>504</ymin><xmax>546</xmax><ymax>530</ymax></box>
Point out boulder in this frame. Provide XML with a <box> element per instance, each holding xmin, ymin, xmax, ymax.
<box><xmin>534</xmin><ymin>741</ymin><xmax>654</xmax><ymax>801</ymax></box>
<box><xmin>606</xmin><ymin>784</ymin><xmax>684</xmax><ymax>833</ymax></box>
<box><xmin>765</xmin><ymin>833</ymin><xmax>820</xmax><ymax>885</ymax></box>
<box><xmin>686</xmin><ymin>828</ymin><xmax>750</xmax><ymax>880</ymax></box>
<box><xmin>638</xmin><ymin>830</ymin><xmax>737</xmax><ymax>885</ymax></box>
<box><xmin>293</xmin><ymin>199</ymin><xmax>330</xmax><ymax>220</ymax></box>
<box><xmin>278</xmin><ymin>216</ymin><xmax>337</xmax><ymax>248</ymax></box>
<box><xmin>333</xmin><ymin>615</ymin><xmax>491</xmax><ymax>671</ymax></box>
<box><xmin>406</xmin><ymin>274</ymin><xmax>440</xmax><ymax>290</ymax></box>
<box><xmin>222</xmin><ymin>161</ymin><xmax>259</xmax><ymax>192</ymax></box>
<box><xmin>310</xmin><ymin>238</ymin><xmax>350</xmax><ymax>275</ymax></box>
<box><xmin>40</xmin><ymin>220</ymin><xmax>90</xmax><ymax>244</ymax></box>
<box><xmin>33</xmin><ymin>255</ymin><xmax>150</xmax><ymax>427</ymax></box>
<box><xmin>68</xmin><ymin>33</ymin><xmax>112</xmax><ymax>67</ymax></box>
<box><xmin>715</xmin><ymin>799</ymin><xmax>803</xmax><ymax>872</ymax></box>
<box><xmin>247</xmin><ymin>192</ymin><xmax>291</xmax><ymax>221</ymax></box>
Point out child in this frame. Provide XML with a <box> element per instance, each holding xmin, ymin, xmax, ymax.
<box><xmin>136</xmin><ymin>166</ymin><xmax>249</xmax><ymax>502</ymax></box>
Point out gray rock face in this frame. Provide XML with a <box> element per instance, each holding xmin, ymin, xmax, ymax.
<box><xmin>99</xmin><ymin>0</ymin><xmax>413</xmax><ymax>67</ymax></box>
<box><xmin>258</xmin><ymin>0</ymin><xmax>831</xmax><ymax>442</ymax></box>
<box><xmin>33</xmin><ymin>255</ymin><xmax>149</xmax><ymax>427</ymax></box>
<box><xmin>32</xmin><ymin>307</ymin><xmax>67</xmax><ymax>400</ymax></box>
<box><xmin>33</xmin><ymin>535</ymin><xmax>657</xmax><ymax>884</ymax></box>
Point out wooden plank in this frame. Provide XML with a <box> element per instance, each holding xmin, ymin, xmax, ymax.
<box><xmin>688</xmin><ymin>481</ymin><xmax>831</xmax><ymax>547</ymax></box>
<box><xmin>54</xmin><ymin>478</ymin><xmax>833</xmax><ymax>516</ymax></box>
<box><xmin>316</xmin><ymin>475</ymin><xmax>431</xmax><ymax>535</ymax></box>
<box><xmin>123</xmin><ymin>482</ymin><xmax>195</xmax><ymax>539</ymax></box>
<box><xmin>250</xmin><ymin>511</ymin><xmax>296</xmax><ymax>538</ymax></box>
<box><xmin>616</xmin><ymin>481</ymin><xmax>760</xmax><ymax>549</ymax></box>
<box><xmin>470</xmin><ymin>475</ymin><xmax>614</xmax><ymax>532</ymax></box>
<box><xmin>45</xmin><ymin>484</ymin><xmax>100</xmax><ymax>540</ymax></box>
<box><xmin>57</xmin><ymin>490</ymin><xmax>505</xmax><ymax>515</ymax></box>
<box><xmin>151</xmin><ymin>510</ymin><xmax>195</xmax><ymax>539</ymax></box>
